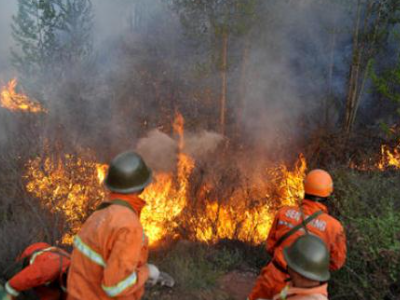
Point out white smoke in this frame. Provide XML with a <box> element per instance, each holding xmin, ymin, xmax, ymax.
<box><xmin>136</xmin><ymin>129</ymin><xmax>224</xmax><ymax>172</ymax></box>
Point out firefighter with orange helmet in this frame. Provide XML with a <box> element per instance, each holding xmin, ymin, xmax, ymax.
<box><xmin>248</xmin><ymin>169</ymin><xmax>347</xmax><ymax>300</ymax></box>
<box><xmin>2</xmin><ymin>242</ymin><xmax>70</xmax><ymax>300</ymax></box>
<box><xmin>67</xmin><ymin>151</ymin><xmax>173</xmax><ymax>300</ymax></box>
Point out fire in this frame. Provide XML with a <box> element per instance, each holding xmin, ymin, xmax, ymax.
<box><xmin>0</xmin><ymin>79</ymin><xmax>47</xmax><ymax>113</ymax></box>
<box><xmin>193</xmin><ymin>155</ymin><xmax>307</xmax><ymax>244</ymax></box>
<box><xmin>377</xmin><ymin>144</ymin><xmax>400</xmax><ymax>170</ymax></box>
<box><xmin>24</xmin><ymin>113</ymin><xmax>307</xmax><ymax>246</ymax></box>
<box><xmin>96</xmin><ymin>164</ymin><xmax>108</xmax><ymax>183</ymax></box>
<box><xmin>141</xmin><ymin>112</ymin><xmax>195</xmax><ymax>244</ymax></box>
<box><xmin>350</xmin><ymin>140</ymin><xmax>400</xmax><ymax>171</ymax></box>
<box><xmin>25</xmin><ymin>154</ymin><xmax>106</xmax><ymax>243</ymax></box>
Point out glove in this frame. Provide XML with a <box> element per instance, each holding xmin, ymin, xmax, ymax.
<box><xmin>158</xmin><ymin>272</ymin><xmax>175</xmax><ymax>288</ymax></box>
<box><xmin>147</xmin><ymin>264</ymin><xmax>160</xmax><ymax>286</ymax></box>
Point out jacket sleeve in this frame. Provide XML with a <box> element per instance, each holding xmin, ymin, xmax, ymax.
<box><xmin>101</xmin><ymin>223</ymin><xmax>150</xmax><ymax>298</ymax></box>
<box><xmin>266</xmin><ymin>213</ymin><xmax>280</xmax><ymax>255</ymax></box>
<box><xmin>329</xmin><ymin>224</ymin><xmax>347</xmax><ymax>271</ymax></box>
<box><xmin>6</xmin><ymin>260</ymin><xmax>58</xmax><ymax>296</ymax></box>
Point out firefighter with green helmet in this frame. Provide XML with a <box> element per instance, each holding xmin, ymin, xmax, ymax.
<box><xmin>273</xmin><ymin>235</ymin><xmax>330</xmax><ymax>300</ymax></box>
<box><xmin>67</xmin><ymin>151</ymin><xmax>173</xmax><ymax>300</ymax></box>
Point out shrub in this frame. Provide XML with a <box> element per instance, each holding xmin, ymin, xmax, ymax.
<box><xmin>329</xmin><ymin>169</ymin><xmax>400</xmax><ymax>299</ymax></box>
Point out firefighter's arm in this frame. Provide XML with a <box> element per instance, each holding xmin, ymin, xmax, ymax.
<box><xmin>5</xmin><ymin>261</ymin><xmax>55</xmax><ymax>297</ymax></box>
<box><xmin>101</xmin><ymin>225</ymin><xmax>150</xmax><ymax>298</ymax></box>
<box><xmin>329</xmin><ymin>226</ymin><xmax>347</xmax><ymax>271</ymax></box>
<box><xmin>266</xmin><ymin>213</ymin><xmax>280</xmax><ymax>255</ymax></box>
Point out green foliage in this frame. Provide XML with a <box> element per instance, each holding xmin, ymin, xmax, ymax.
<box><xmin>370</xmin><ymin>55</ymin><xmax>400</xmax><ymax>117</ymax></box>
<box><xmin>209</xmin><ymin>247</ymin><xmax>243</xmax><ymax>272</ymax></box>
<box><xmin>172</xmin><ymin>0</ymin><xmax>259</xmax><ymax>73</ymax></box>
<box><xmin>11</xmin><ymin>0</ymin><xmax>93</xmax><ymax>81</ymax></box>
<box><xmin>329</xmin><ymin>169</ymin><xmax>400</xmax><ymax>299</ymax></box>
<box><xmin>151</xmin><ymin>243</ymin><xmax>222</xmax><ymax>291</ymax></box>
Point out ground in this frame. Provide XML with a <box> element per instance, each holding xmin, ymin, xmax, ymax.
<box><xmin>218</xmin><ymin>271</ymin><xmax>257</xmax><ymax>300</ymax></box>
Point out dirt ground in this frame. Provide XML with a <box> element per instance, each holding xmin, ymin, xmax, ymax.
<box><xmin>218</xmin><ymin>271</ymin><xmax>258</xmax><ymax>300</ymax></box>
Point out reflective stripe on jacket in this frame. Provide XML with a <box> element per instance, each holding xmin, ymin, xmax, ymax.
<box><xmin>248</xmin><ymin>200</ymin><xmax>346</xmax><ymax>300</ymax></box>
<box><xmin>67</xmin><ymin>194</ymin><xmax>150</xmax><ymax>300</ymax></box>
<box><xmin>267</xmin><ymin>200</ymin><xmax>347</xmax><ymax>271</ymax></box>
<box><xmin>6</xmin><ymin>243</ymin><xmax>70</xmax><ymax>300</ymax></box>
<box><xmin>272</xmin><ymin>283</ymin><xmax>328</xmax><ymax>300</ymax></box>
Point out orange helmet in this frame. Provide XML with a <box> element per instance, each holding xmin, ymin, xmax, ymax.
<box><xmin>304</xmin><ymin>169</ymin><xmax>333</xmax><ymax>198</ymax></box>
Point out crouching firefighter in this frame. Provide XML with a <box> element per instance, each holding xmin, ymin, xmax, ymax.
<box><xmin>248</xmin><ymin>169</ymin><xmax>347</xmax><ymax>300</ymax></box>
<box><xmin>275</xmin><ymin>234</ymin><xmax>331</xmax><ymax>300</ymax></box>
<box><xmin>2</xmin><ymin>243</ymin><xmax>70</xmax><ymax>300</ymax></box>
<box><xmin>67</xmin><ymin>151</ymin><xmax>174</xmax><ymax>300</ymax></box>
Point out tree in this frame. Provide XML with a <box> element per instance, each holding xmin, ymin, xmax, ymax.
<box><xmin>172</xmin><ymin>0</ymin><xmax>258</xmax><ymax>134</ymax></box>
<box><xmin>370</xmin><ymin>45</ymin><xmax>400</xmax><ymax>121</ymax></box>
<box><xmin>344</xmin><ymin>0</ymin><xmax>400</xmax><ymax>134</ymax></box>
<box><xmin>11</xmin><ymin>0</ymin><xmax>93</xmax><ymax>84</ymax></box>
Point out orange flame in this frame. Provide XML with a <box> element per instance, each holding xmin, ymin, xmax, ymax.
<box><xmin>350</xmin><ymin>140</ymin><xmax>400</xmax><ymax>171</ymax></box>
<box><xmin>25</xmin><ymin>154</ymin><xmax>106</xmax><ymax>243</ymax></box>
<box><xmin>1</xmin><ymin>79</ymin><xmax>47</xmax><ymax>113</ymax></box>
<box><xmin>96</xmin><ymin>164</ymin><xmax>108</xmax><ymax>183</ymax></box>
<box><xmin>377</xmin><ymin>144</ymin><xmax>400</xmax><ymax>170</ymax></box>
<box><xmin>141</xmin><ymin>112</ymin><xmax>195</xmax><ymax>244</ymax></box>
<box><xmin>193</xmin><ymin>155</ymin><xmax>307</xmax><ymax>244</ymax></box>
<box><xmin>24</xmin><ymin>114</ymin><xmax>307</xmax><ymax>246</ymax></box>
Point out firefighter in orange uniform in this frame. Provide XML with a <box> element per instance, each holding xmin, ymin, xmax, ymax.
<box><xmin>67</xmin><ymin>151</ymin><xmax>161</xmax><ymax>300</ymax></box>
<box><xmin>248</xmin><ymin>169</ymin><xmax>347</xmax><ymax>300</ymax></box>
<box><xmin>3</xmin><ymin>242</ymin><xmax>70</xmax><ymax>300</ymax></box>
<box><xmin>274</xmin><ymin>234</ymin><xmax>331</xmax><ymax>300</ymax></box>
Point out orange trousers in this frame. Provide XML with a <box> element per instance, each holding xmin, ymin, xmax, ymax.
<box><xmin>248</xmin><ymin>262</ymin><xmax>289</xmax><ymax>300</ymax></box>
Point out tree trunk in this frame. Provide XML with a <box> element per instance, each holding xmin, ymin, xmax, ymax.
<box><xmin>344</xmin><ymin>0</ymin><xmax>362</xmax><ymax>134</ymax></box>
<box><xmin>237</xmin><ymin>35</ymin><xmax>250</xmax><ymax>128</ymax></box>
<box><xmin>326</xmin><ymin>26</ymin><xmax>337</xmax><ymax>126</ymax></box>
<box><xmin>220</xmin><ymin>32</ymin><xmax>228</xmax><ymax>135</ymax></box>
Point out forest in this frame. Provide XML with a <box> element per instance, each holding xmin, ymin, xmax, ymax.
<box><xmin>0</xmin><ymin>0</ymin><xmax>400</xmax><ymax>299</ymax></box>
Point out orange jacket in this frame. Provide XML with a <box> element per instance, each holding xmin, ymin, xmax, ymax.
<box><xmin>5</xmin><ymin>243</ymin><xmax>70</xmax><ymax>300</ymax></box>
<box><xmin>67</xmin><ymin>193</ymin><xmax>150</xmax><ymax>300</ymax></box>
<box><xmin>267</xmin><ymin>199</ymin><xmax>346</xmax><ymax>271</ymax></box>
<box><xmin>273</xmin><ymin>283</ymin><xmax>328</xmax><ymax>300</ymax></box>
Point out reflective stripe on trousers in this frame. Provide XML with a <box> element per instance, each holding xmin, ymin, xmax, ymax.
<box><xmin>73</xmin><ymin>235</ymin><xmax>138</xmax><ymax>297</ymax></box>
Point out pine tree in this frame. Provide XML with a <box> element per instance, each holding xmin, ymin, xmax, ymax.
<box><xmin>11</xmin><ymin>0</ymin><xmax>93</xmax><ymax>82</ymax></box>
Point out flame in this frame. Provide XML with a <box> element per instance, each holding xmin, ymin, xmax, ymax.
<box><xmin>24</xmin><ymin>113</ymin><xmax>307</xmax><ymax>246</ymax></box>
<box><xmin>350</xmin><ymin>140</ymin><xmax>400</xmax><ymax>171</ymax></box>
<box><xmin>193</xmin><ymin>155</ymin><xmax>307</xmax><ymax>244</ymax></box>
<box><xmin>96</xmin><ymin>164</ymin><xmax>108</xmax><ymax>183</ymax></box>
<box><xmin>0</xmin><ymin>79</ymin><xmax>47</xmax><ymax>113</ymax></box>
<box><xmin>377</xmin><ymin>144</ymin><xmax>400</xmax><ymax>170</ymax></box>
<box><xmin>141</xmin><ymin>112</ymin><xmax>195</xmax><ymax>244</ymax></box>
<box><xmin>25</xmin><ymin>154</ymin><xmax>106</xmax><ymax>243</ymax></box>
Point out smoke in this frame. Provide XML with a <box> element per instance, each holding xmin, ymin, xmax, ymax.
<box><xmin>185</xmin><ymin>131</ymin><xmax>224</xmax><ymax>158</ymax></box>
<box><xmin>239</xmin><ymin>0</ymin><xmax>351</xmax><ymax>151</ymax></box>
<box><xmin>0</xmin><ymin>0</ymin><xmax>17</xmax><ymax>78</ymax></box>
<box><xmin>136</xmin><ymin>130</ymin><xmax>178</xmax><ymax>172</ymax></box>
<box><xmin>0</xmin><ymin>0</ymin><xmax>356</xmax><ymax>160</ymax></box>
<box><xmin>136</xmin><ymin>129</ymin><xmax>223</xmax><ymax>172</ymax></box>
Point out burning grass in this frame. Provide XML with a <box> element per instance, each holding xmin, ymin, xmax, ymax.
<box><xmin>23</xmin><ymin>147</ymin><xmax>306</xmax><ymax>246</ymax></box>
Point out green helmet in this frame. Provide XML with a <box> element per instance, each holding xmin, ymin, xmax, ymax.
<box><xmin>105</xmin><ymin>151</ymin><xmax>152</xmax><ymax>194</ymax></box>
<box><xmin>283</xmin><ymin>234</ymin><xmax>330</xmax><ymax>282</ymax></box>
